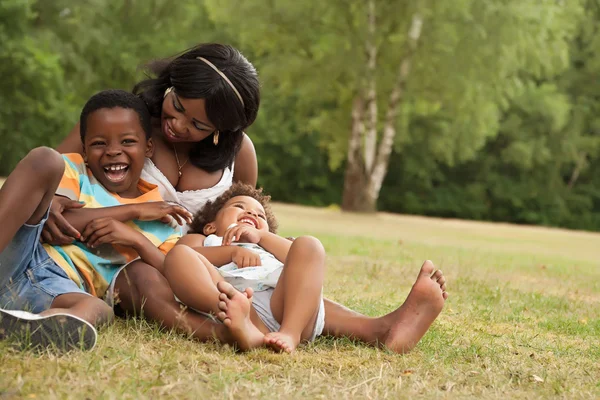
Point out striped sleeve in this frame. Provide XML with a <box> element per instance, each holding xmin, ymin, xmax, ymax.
<box><xmin>56</xmin><ymin>154</ymin><xmax>85</xmax><ymax>201</ymax></box>
<box><xmin>158</xmin><ymin>233</ymin><xmax>181</xmax><ymax>255</ymax></box>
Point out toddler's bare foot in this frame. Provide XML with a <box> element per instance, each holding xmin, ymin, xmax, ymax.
<box><xmin>215</xmin><ymin>282</ymin><xmax>264</xmax><ymax>351</ymax></box>
<box><xmin>264</xmin><ymin>331</ymin><xmax>299</xmax><ymax>353</ymax></box>
<box><xmin>381</xmin><ymin>260</ymin><xmax>447</xmax><ymax>353</ymax></box>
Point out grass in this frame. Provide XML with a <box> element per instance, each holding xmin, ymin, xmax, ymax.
<box><xmin>1</xmin><ymin>202</ymin><xmax>599</xmax><ymax>399</ymax></box>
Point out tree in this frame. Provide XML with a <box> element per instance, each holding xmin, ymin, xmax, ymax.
<box><xmin>205</xmin><ymin>0</ymin><xmax>583</xmax><ymax>212</ymax></box>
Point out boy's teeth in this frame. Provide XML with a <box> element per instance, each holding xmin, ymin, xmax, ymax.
<box><xmin>105</xmin><ymin>165</ymin><xmax>127</xmax><ymax>171</ymax></box>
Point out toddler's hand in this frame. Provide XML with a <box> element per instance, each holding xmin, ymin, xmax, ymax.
<box><xmin>232</xmin><ymin>247</ymin><xmax>262</xmax><ymax>268</ymax></box>
<box><xmin>222</xmin><ymin>224</ymin><xmax>262</xmax><ymax>245</ymax></box>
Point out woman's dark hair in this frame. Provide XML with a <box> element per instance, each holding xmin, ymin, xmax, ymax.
<box><xmin>189</xmin><ymin>182</ymin><xmax>278</xmax><ymax>234</ymax></box>
<box><xmin>133</xmin><ymin>43</ymin><xmax>260</xmax><ymax>172</ymax></box>
<box><xmin>80</xmin><ymin>89</ymin><xmax>152</xmax><ymax>142</ymax></box>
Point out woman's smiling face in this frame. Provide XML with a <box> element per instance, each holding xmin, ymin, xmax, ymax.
<box><xmin>161</xmin><ymin>89</ymin><xmax>217</xmax><ymax>143</ymax></box>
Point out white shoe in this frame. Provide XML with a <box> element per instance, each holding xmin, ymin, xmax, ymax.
<box><xmin>0</xmin><ymin>308</ymin><xmax>97</xmax><ymax>351</ymax></box>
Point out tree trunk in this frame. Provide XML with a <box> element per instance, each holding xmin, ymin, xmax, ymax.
<box><xmin>342</xmin><ymin>11</ymin><xmax>423</xmax><ymax>213</ymax></box>
<box><xmin>363</xmin><ymin>0</ymin><xmax>378</xmax><ymax>174</ymax></box>
<box><xmin>342</xmin><ymin>97</ymin><xmax>374</xmax><ymax>211</ymax></box>
<box><xmin>567</xmin><ymin>152</ymin><xmax>587</xmax><ymax>189</ymax></box>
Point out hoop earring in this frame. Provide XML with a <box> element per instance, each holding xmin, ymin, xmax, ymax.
<box><xmin>213</xmin><ymin>131</ymin><xmax>220</xmax><ymax>146</ymax></box>
<box><xmin>164</xmin><ymin>86</ymin><xmax>174</xmax><ymax>99</ymax></box>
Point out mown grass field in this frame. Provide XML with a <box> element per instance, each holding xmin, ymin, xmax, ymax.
<box><xmin>0</xmin><ymin>201</ymin><xmax>599</xmax><ymax>399</ymax></box>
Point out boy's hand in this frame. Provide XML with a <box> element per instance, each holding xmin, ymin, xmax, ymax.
<box><xmin>232</xmin><ymin>247</ymin><xmax>262</xmax><ymax>268</ymax></box>
<box><xmin>222</xmin><ymin>224</ymin><xmax>263</xmax><ymax>245</ymax></box>
<box><xmin>136</xmin><ymin>202</ymin><xmax>193</xmax><ymax>226</ymax></box>
<box><xmin>41</xmin><ymin>196</ymin><xmax>84</xmax><ymax>245</ymax></box>
<box><xmin>82</xmin><ymin>218</ymin><xmax>141</xmax><ymax>249</ymax></box>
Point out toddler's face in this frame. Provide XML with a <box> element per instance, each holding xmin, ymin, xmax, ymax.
<box><xmin>83</xmin><ymin>107</ymin><xmax>152</xmax><ymax>198</ymax></box>
<box><xmin>212</xmin><ymin>196</ymin><xmax>269</xmax><ymax>236</ymax></box>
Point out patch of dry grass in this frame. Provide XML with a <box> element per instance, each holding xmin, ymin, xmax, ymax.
<box><xmin>0</xmin><ymin>202</ymin><xmax>599</xmax><ymax>399</ymax></box>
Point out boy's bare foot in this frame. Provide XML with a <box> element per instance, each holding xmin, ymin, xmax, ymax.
<box><xmin>380</xmin><ymin>260</ymin><xmax>447</xmax><ymax>353</ymax></box>
<box><xmin>215</xmin><ymin>282</ymin><xmax>264</xmax><ymax>351</ymax></box>
<box><xmin>264</xmin><ymin>331</ymin><xmax>299</xmax><ymax>353</ymax></box>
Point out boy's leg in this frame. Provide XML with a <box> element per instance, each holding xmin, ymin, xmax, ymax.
<box><xmin>163</xmin><ymin>245</ymin><xmax>224</xmax><ymax>315</ymax></box>
<box><xmin>0</xmin><ymin>291</ymin><xmax>111</xmax><ymax>352</ymax></box>
<box><xmin>0</xmin><ymin>259</ymin><xmax>111</xmax><ymax>352</ymax></box>
<box><xmin>266</xmin><ymin>236</ymin><xmax>326</xmax><ymax>353</ymax></box>
<box><xmin>0</xmin><ymin>147</ymin><xmax>63</xmax><ymax>252</ymax></box>
<box><xmin>113</xmin><ymin>260</ymin><xmax>235</xmax><ymax>345</ymax></box>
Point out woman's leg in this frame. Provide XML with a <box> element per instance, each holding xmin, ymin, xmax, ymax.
<box><xmin>321</xmin><ymin>260</ymin><xmax>448</xmax><ymax>354</ymax></box>
<box><xmin>113</xmin><ymin>259</ymin><xmax>234</xmax><ymax>344</ymax></box>
<box><xmin>264</xmin><ymin>236</ymin><xmax>326</xmax><ymax>353</ymax></box>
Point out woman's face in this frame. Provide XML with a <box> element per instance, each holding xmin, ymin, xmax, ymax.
<box><xmin>161</xmin><ymin>89</ymin><xmax>217</xmax><ymax>143</ymax></box>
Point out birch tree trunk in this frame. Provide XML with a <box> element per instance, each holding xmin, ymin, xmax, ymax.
<box><xmin>342</xmin><ymin>96</ymin><xmax>369</xmax><ymax>210</ymax></box>
<box><xmin>341</xmin><ymin>12</ymin><xmax>423</xmax><ymax>212</ymax></box>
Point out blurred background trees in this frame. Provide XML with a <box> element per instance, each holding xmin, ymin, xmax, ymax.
<box><xmin>1</xmin><ymin>0</ymin><xmax>599</xmax><ymax>230</ymax></box>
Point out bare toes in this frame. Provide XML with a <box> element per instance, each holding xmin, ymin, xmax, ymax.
<box><xmin>218</xmin><ymin>301</ymin><xmax>228</xmax><ymax>311</ymax></box>
<box><xmin>216</xmin><ymin>281</ymin><xmax>238</xmax><ymax>299</ymax></box>
<box><xmin>219</xmin><ymin>293</ymin><xmax>228</xmax><ymax>302</ymax></box>
<box><xmin>217</xmin><ymin>311</ymin><xmax>227</xmax><ymax>320</ymax></box>
<box><xmin>431</xmin><ymin>269</ymin><xmax>443</xmax><ymax>281</ymax></box>
<box><xmin>420</xmin><ymin>260</ymin><xmax>435</xmax><ymax>276</ymax></box>
<box><xmin>442</xmin><ymin>292</ymin><xmax>449</xmax><ymax>300</ymax></box>
<box><xmin>440</xmin><ymin>283</ymin><xmax>447</xmax><ymax>292</ymax></box>
<box><xmin>437</xmin><ymin>276</ymin><xmax>446</xmax><ymax>285</ymax></box>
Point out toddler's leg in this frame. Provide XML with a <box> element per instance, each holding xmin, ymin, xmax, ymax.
<box><xmin>163</xmin><ymin>245</ymin><xmax>224</xmax><ymax>316</ymax></box>
<box><xmin>265</xmin><ymin>236</ymin><xmax>326</xmax><ymax>353</ymax></box>
<box><xmin>0</xmin><ymin>147</ymin><xmax>64</xmax><ymax>252</ymax></box>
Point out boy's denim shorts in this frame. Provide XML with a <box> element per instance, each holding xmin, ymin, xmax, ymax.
<box><xmin>0</xmin><ymin>209</ymin><xmax>87</xmax><ymax>313</ymax></box>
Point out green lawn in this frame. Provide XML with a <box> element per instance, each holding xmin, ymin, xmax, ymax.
<box><xmin>1</xmin><ymin>202</ymin><xmax>599</xmax><ymax>399</ymax></box>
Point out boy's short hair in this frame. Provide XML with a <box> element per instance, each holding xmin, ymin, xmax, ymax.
<box><xmin>190</xmin><ymin>182</ymin><xmax>278</xmax><ymax>234</ymax></box>
<box><xmin>80</xmin><ymin>89</ymin><xmax>152</xmax><ymax>143</ymax></box>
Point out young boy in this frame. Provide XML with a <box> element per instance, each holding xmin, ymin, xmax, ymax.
<box><xmin>0</xmin><ymin>89</ymin><xmax>191</xmax><ymax>351</ymax></box>
<box><xmin>163</xmin><ymin>183</ymin><xmax>326</xmax><ymax>353</ymax></box>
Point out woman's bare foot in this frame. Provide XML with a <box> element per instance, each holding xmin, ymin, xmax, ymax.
<box><xmin>215</xmin><ymin>282</ymin><xmax>264</xmax><ymax>351</ymax></box>
<box><xmin>264</xmin><ymin>331</ymin><xmax>300</xmax><ymax>353</ymax></box>
<box><xmin>380</xmin><ymin>260</ymin><xmax>447</xmax><ymax>353</ymax></box>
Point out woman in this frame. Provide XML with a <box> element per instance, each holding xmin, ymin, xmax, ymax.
<box><xmin>49</xmin><ymin>43</ymin><xmax>445</xmax><ymax>353</ymax></box>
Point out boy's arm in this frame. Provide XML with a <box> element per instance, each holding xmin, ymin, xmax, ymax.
<box><xmin>63</xmin><ymin>205</ymin><xmax>140</xmax><ymax>235</ymax></box>
<box><xmin>84</xmin><ymin>218</ymin><xmax>166</xmax><ymax>271</ymax></box>
<box><xmin>65</xmin><ymin>202</ymin><xmax>192</xmax><ymax>238</ymax></box>
<box><xmin>132</xmin><ymin>234</ymin><xmax>167</xmax><ymax>273</ymax></box>
<box><xmin>177</xmin><ymin>234</ymin><xmax>237</xmax><ymax>266</ymax></box>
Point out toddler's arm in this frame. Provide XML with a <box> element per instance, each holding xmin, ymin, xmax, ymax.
<box><xmin>177</xmin><ymin>234</ymin><xmax>237</xmax><ymax>266</ymax></box>
<box><xmin>256</xmin><ymin>232</ymin><xmax>292</xmax><ymax>263</ymax></box>
<box><xmin>177</xmin><ymin>234</ymin><xmax>261</xmax><ymax>268</ymax></box>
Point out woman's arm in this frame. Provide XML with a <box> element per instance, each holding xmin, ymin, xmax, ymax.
<box><xmin>233</xmin><ymin>134</ymin><xmax>258</xmax><ymax>187</ymax></box>
<box><xmin>56</xmin><ymin>122</ymin><xmax>84</xmax><ymax>154</ymax></box>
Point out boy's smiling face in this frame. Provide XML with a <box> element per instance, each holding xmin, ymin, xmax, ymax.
<box><xmin>83</xmin><ymin>107</ymin><xmax>153</xmax><ymax>198</ymax></box>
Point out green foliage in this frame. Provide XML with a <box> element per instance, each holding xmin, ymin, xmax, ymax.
<box><xmin>1</xmin><ymin>0</ymin><xmax>600</xmax><ymax>230</ymax></box>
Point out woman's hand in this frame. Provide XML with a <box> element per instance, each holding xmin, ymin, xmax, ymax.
<box><xmin>82</xmin><ymin>218</ymin><xmax>141</xmax><ymax>249</ymax></box>
<box><xmin>41</xmin><ymin>196</ymin><xmax>84</xmax><ymax>245</ymax></box>
<box><xmin>232</xmin><ymin>247</ymin><xmax>262</xmax><ymax>268</ymax></box>
<box><xmin>136</xmin><ymin>202</ymin><xmax>193</xmax><ymax>226</ymax></box>
<box><xmin>222</xmin><ymin>224</ymin><xmax>263</xmax><ymax>245</ymax></box>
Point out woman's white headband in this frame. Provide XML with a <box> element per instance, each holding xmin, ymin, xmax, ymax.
<box><xmin>196</xmin><ymin>57</ymin><xmax>245</xmax><ymax>107</ymax></box>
